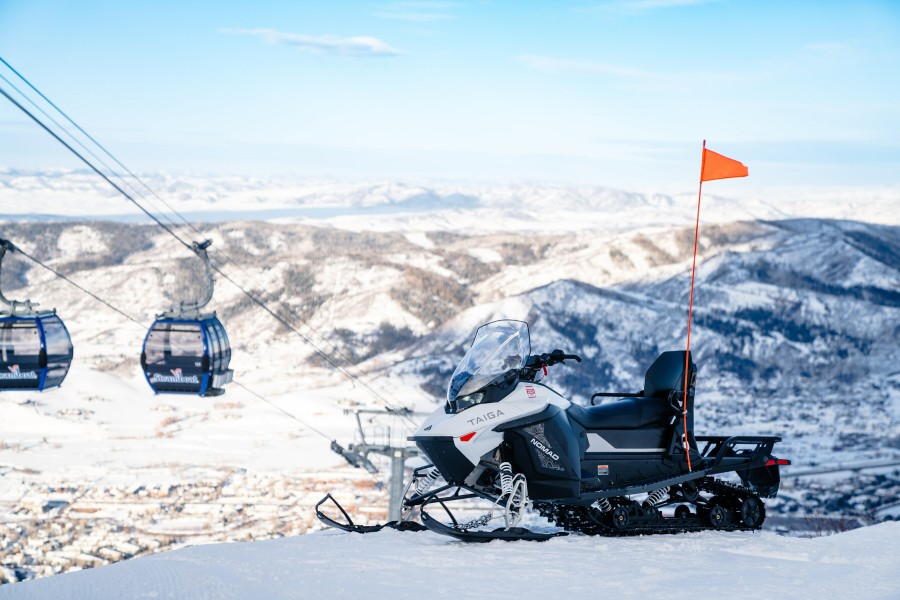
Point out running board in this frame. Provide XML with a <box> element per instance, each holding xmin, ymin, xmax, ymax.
<box><xmin>577</xmin><ymin>435</ymin><xmax>782</xmax><ymax>501</ymax></box>
<box><xmin>579</xmin><ymin>467</ymin><xmax>716</xmax><ymax>500</ymax></box>
<box><xmin>419</xmin><ymin>508</ymin><xmax>565</xmax><ymax>542</ymax></box>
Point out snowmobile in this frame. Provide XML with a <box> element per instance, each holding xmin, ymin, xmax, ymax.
<box><xmin>316</xmin><ymin>319</ymin><xmax>789</xmax><ymax>541</ymax></box>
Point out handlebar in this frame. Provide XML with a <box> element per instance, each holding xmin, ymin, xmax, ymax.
<box><xmin>524</xmin><ymin>349</ymin><xmax>582</xmax><ymax>372</ymax></box>
<box><xmin>546</xmin><ymin>349</ymin><xmax>582</xmax><ymax>365</ymax></box>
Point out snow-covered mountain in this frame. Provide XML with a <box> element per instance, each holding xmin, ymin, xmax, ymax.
<box><xmin>1</xmin><ymin>178</ymin><xmax>898</xmax><ymax>585</ymax></box>
<box><xmin>3</xmin><ymin>169</ymin><xmax>900</xmax><ymax>231</ymax></box>
<box><xmin>3</xmin><ymin>216</ymin><xmax>898</xmax><ymax>502</ymax></box>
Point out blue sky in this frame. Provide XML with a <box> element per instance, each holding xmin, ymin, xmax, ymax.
<box><xmin>1</xmin><ymin>0</ymin><xmax>898</xmax><ymax>190</ymax></box>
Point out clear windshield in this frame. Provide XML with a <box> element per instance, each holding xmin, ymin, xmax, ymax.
<box><xmin>447</xmin><ymin>320</ymin><xmax>530</xmax><ymax>411</ymax></box>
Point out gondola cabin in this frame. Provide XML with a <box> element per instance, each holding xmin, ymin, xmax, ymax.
<box><xmin>141</xmin><ymin>316</ymin><xmax>233</xmax><ymax>396</ymax></box>
<box><xmin>0</xmin><ymin>313</ymin><xmax>74</xmax><ymax>391</ymax></box>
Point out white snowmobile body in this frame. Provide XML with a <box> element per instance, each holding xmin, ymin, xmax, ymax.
<box><xmin>413</xmin><ymin>381</ymin><xmax>570</xmax><ymax>487</ymax></box>
<box><xmin>410</xmin><ymin>319</ymin><xmax>785</xmax><ymax>504</ymax></box>
<box><xmin>318</xmin><ymin>319</ymin><xmax>788</xmax><ymax>539</ymax></box>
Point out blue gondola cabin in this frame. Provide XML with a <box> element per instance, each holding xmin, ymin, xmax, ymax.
<box><xmin>0</xmin><ymin>313</ymin><xmax>73</xmax><ymax>391</ymax></box>
<box><xmin>141</xmin><ymin>316</ymin><xmax>233</xmax><ymax>396</ymax></box>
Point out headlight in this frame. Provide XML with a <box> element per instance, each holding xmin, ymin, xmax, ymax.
<box><xmin>451</xmin><ymin>392</ymin><xmax>484</xmax><ymax>413</ymax></box>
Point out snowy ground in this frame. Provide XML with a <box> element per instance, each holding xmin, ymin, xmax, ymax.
<box><xmin>1</xmin><ymin>522</ymin><xmax>898</xmax><ymax>600</ymax></box>
<box><xmin>0</xmin><ymin>364</ymin><xmax>375</xmax><ymax>477</ymax></box>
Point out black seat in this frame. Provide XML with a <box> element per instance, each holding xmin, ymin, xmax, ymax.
<box><xmin>567</xmin><ymin>398</ymin><xmax>670</xmax><ymax>429</ymax></box>
<box><xmin>644</xmin><ymin>350</ymin><xmax>694</xmax><ymax>402</ymax></box>
<box><xmin>568</xmin><ymin>351</ymin><xmax>694</xmax><ymax>430</ymax></box>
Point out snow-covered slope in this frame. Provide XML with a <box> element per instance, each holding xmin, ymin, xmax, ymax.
<box><xmin>2</xmin><ymin>523</ymin><xmax>898</xmax><ymax>600</ymax></box>
<box><xmin>2</xmin><ymin>186</ymin><xmax>898</xmax><ymax>585</ymax></box>
<box><xmin>2</xmin><ymin>219</ymin><xmax>898</xmax><ymax>517</ymax></box>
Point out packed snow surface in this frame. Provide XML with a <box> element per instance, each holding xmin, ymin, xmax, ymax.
<box><xmin>2</xmin><ymin>522</ymin><xmax>898</xmax><ymax>600</ymax></box>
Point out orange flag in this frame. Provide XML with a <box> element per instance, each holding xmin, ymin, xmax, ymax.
<box><xmin>701</xmin><ymin>148</ymin><xmax>748</xmax><ymax>182</ymax></box>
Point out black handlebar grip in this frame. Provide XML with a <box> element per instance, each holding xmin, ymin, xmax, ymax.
<box><xmin>547</xmin><ymin>350</ymin><xmax>582</xmax><ymax>364</ymax></box>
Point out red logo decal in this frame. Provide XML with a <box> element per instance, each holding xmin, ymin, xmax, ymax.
<box><xmin>526</xmin><ymin>386</ymin><xmax>536</xmax><ymax>399</ymax></box>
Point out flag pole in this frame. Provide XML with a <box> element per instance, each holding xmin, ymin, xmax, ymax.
<box><xmin>682</xmin><ymin>140</ymin><xmax>707</xmax><ymax>472</ymax></box>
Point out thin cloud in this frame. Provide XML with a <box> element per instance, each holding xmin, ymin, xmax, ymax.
<box><xmin>373</xmin><ymin>1</ymin><xmax>459</xmax><ymax>22</ymax></box>
<box><xmin>619</xmin><ymin>0</ymin><xmax>717</xmax><ymax>8</ymax></box>
<box><xmin>518</xmin><ymin>54</ymin><xmax>655</xmax><ymax>79</ymax></box>
<box><xmin>583</xmin><ymin>0</ymin><xmax>719</xmax><ymax>13</ymax></box>
<box><xmin>222</xmin><ymin>28</ymin><xmax>401</xmax><ymax>57</ymax></box>
<box><xmin>517</xmin><ymin>54</ymin><xmax>744</xmax><ymax>91</ymax></box>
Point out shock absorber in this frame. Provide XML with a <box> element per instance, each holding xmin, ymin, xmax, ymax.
<box><xmin>643</xmin><ymin>486</ymin><xmax>670</xmax><ymax>507</ymax></box>
<box><xmin>595</xmin><ymin>498</ymin><xmax>612</xmax><ymax>513</ymax></box>
<box><xmin>496</xmin><ymin>461</ymin><xmax>529</xmax><ymax>529</ymax></box>
<box><xmin>414</xmin><ymin>467</ymin><xmax>440</xmax><ymax>495</ymax></box>
<box><xmin>498</xmin><ymin>461</ymin><xmax>515</xmax><ymax>495</ymax></box>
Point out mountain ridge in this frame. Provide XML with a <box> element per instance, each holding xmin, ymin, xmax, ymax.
<box><xmin>1</xmin><ymin>215</ymin><xmax>898</xmax><ymax>583</ymax></box>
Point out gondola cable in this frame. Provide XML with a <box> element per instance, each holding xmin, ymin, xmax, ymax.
<box><xmin>0</xmin><ymin>85</ymin><xmax>194</xmax><ymax>253</ymax></box>
<box><xmin>0</xmin><ymin>56</ymin><xmax>201</xmax><ymax>239</ymax></box>
<box><xmin>0</xmin><ymin>71</ymin><xmax>190</xmax><ymax>238</ymax></box>
<box><xmin>0</xmin><ymin>57</ymin><xmax>429</xmax><ymax>413</ymax></box>
<box><xmin>2</xmin><ymin>57</ymin><xmax>353</xmax><ymax>339</ymax></box>
<box><xmin>7</xmin><ymin>243</ymin><xmax>337</xmax><ymax>443</ymax></box>
<box><xmin>0</xmin><ymin>76</ymin><xmax>417</xmax><ymax>418</ymax></box>
<box><xmin>11</xmin><ymin>242</ymin><xmax>146</xmax><ymax>328</ymax></box>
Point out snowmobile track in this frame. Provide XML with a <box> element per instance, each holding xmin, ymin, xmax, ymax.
<box><xmin>536</xmin><ymin>477</ymin><xmax>766</xmax><ymax>536</ymax></box>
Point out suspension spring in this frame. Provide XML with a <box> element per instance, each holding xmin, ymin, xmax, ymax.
<box><xmin>643</xmin><ymin>486</ymin><xmax>670</xmax><ymax>507</ymax></box>
<box><xmin>414</xmin><ymin>467</ymin><xmax>440</xmax><ymax>495</ymax></box>
<box><xmin>595</xmin><ymin>498</ymin><xmax>612</xmax><ymax>513</ymax></box>
<box><xmin>499</xmin><ymin>461</ymin><xmax>514</xmax><ymax>495</ymax></box>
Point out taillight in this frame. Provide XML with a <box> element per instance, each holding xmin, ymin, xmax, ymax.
<box><xmin>765</xmin><ymin>458</ymin><xmax>791</xmax><ymax>466</ymax></box>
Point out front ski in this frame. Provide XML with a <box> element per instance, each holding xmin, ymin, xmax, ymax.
<box><xmin>315</xmin><ymin>494</ymin><xmax>427</xmax><ymax>534</ymax></box>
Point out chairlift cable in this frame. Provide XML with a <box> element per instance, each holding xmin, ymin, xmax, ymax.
<box><xmin>0</xmin><ymin>56</ymin><xmax>202</xmax><ymax>238</ymax></box>
<box><xmin>232</xmin><ymin>381</ymin><xmax>332</xmax><ymax>441</ymax></box>
<box><xmin>0</xmin><ymin>72</ymin><xmax>189</xmax><ymax>237</ymax></box>
<box><xmin>9</xmin><ymin>245</ymin><xmax>336</xmax><ymax>443</ymax></box>
<box><xmin>1</xmin><ymin>55</ymin><xmax>427</xmax><ymax>413</ymax></box>
<box><xmin>13</xmin><ymin>245</ymin><xmax>146</xmax><ymax>328</ymax></box>
<box><xmin>0</xmin><ymin>71</ymin><xmax>421</xmax><ymax>419</ymax></box>
<box><xmin>0</xmin><ymin>84</ymin><xmax>194</xmax><ymax>253</ymax></box>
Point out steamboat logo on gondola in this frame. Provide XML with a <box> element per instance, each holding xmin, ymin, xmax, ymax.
<box><xmin>149</xmin><ymin>368</ymin><xmax>200</xmax><ymax>385</ymax></box>
<box><xmin>0</xmin><ymin>364</ymin><xmax>38</xmax><ymax>380</ymax></box>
